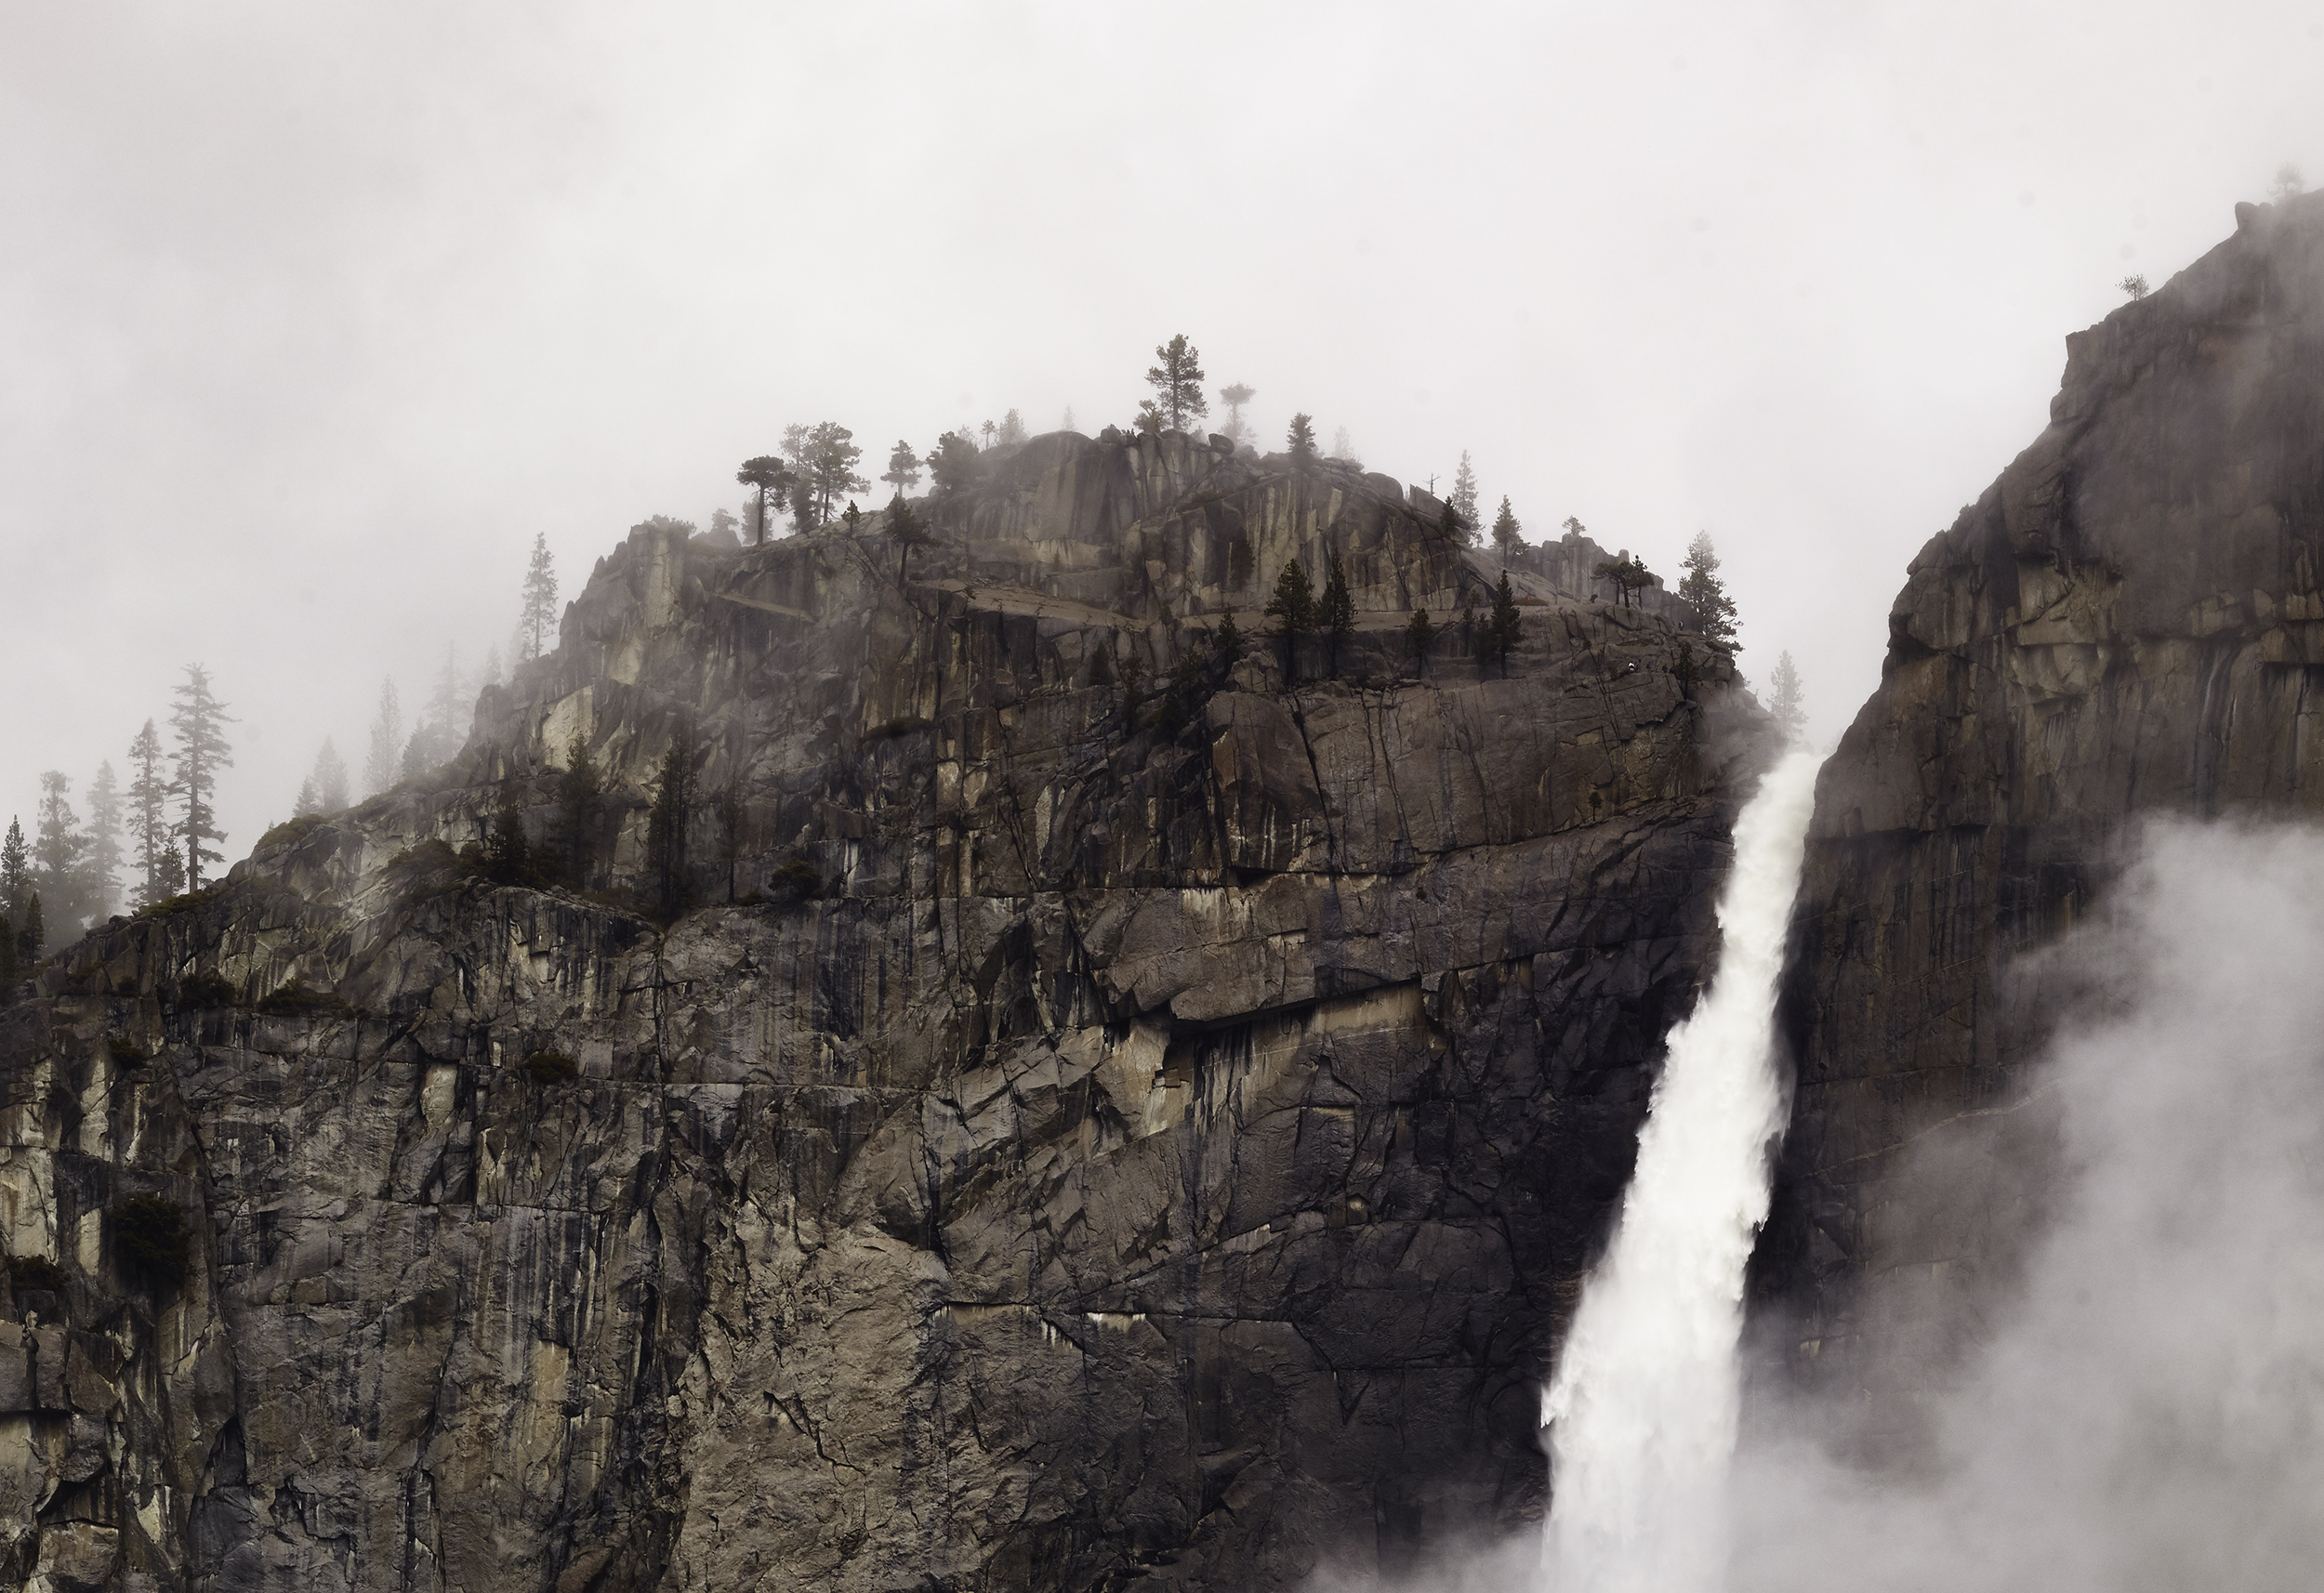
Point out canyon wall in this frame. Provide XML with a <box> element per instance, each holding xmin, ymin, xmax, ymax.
<box><xmin>1761</xmin><ymin>190</ymin><xmax>2324</xmax><ymax>1446</ymax></box>
<box><xmin>0</xmin><ymin>431</ymin><xmax>1755</xmax><ymax>1589</ymax></box>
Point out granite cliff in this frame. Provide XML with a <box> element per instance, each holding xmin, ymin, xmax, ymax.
<box><xmin>1760</xmin><ymin>190</ymin><xmax>2324</xmax><ymax>1445</ymax></box>
<box><xmin>0</xmin><ymin>430</ymin><xmax>1756</xmax><ymax>1589</ymax></box>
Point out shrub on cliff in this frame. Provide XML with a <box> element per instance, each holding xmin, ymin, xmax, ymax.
<box><xmin>523</xmin><ymin>1050</ymin><xmax>579</xmax><ymax>1083</ymax></box>
<box><xmin>113</xmin><ymin>1195</ymin><xmax>190</xmax><ymax>1289</ymax></box>
<box><xmin>6</xmin><ymin>1255</ymin><xmax>68</xmax><ymax>1294</ymax></box>
<box><xmin>254</xmin><ymin>979</ymin><xmax>349</xmax><ymax>1018</ymax></box>
<box><xmin>770</xmin><ymin>854</ymin><xmax>824</xmax><ymax>904</ymax></box>
<box><xmin>176</xmin><ymin>969</ymin><xmax>240</xmax><ymax>1007</ymax></box>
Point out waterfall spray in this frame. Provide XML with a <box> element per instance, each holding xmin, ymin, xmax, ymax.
<box><xmin>1539</xmin><ymin>747</ymin><xmax>1822</xmax><ymax>1593</ymax></box>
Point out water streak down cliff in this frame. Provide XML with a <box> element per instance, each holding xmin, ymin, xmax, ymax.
<box><xmin>1761</xmin><ymin>191</ymin><xmax>2324</xmax><ymax>1449</ymax></box>
<box><xmin>0</xmin><ymin>431</ymin><xmax>1756</xmax><ymax>1590</ymax></box>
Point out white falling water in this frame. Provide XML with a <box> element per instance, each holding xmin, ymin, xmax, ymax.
<box><xmin>1538</xmin><ymin>747</ymin><xmax>1822</xmax><ymax>1593</ymax></box>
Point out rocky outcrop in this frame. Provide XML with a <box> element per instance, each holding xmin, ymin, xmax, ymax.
<box><xmin>1759</xmin><ymin>191</ymin><xmax>2324</xmax><ymax>1443</ymax></box>
<box><xmin>0</xmin><ymin>428</ymin><xmax>1756</xmax><ymax>1589</ymax></box>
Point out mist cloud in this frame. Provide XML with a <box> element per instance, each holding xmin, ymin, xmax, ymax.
<box><xmin>1731</xmin><ymin>821</ymin><xmax>2324</xmax><ymax>1593</ymax></box>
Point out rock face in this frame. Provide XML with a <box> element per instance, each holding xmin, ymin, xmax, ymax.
<box><xmin>0</xmin><ymin>431</ymin><xmax>1755</xmax><ymax>1589</ymax></box>
<box><xmin>1760</xmin><ymin>191</ymin><xmax>2324</xmax><ymax>1441</ymax></box>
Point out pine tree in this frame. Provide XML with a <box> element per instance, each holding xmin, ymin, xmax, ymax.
<box><xmin>295</xmin><ymin>777</ymin><xmax>321</xmax><ymax>818</ymax></box>
<box><xmin>482</xmin><ymin>806</ymin><xmax>535</xmax><ymax>887</ymax></box>
<box><xmin>126</xmin><ymin>721</ymin><xmax>172</xmax><ymax>908</ymax></box>
<box><xmin>881</xmin><ymin>440</ymin><xmax>921</xmax><ymax>495</ymax></box>
<box><xmin>168</xmin><ymin>664</ymin><xmax>234</xmax><ymax>890</ymax></box>
<box><xmin>1264</xmin><ymin>560</ymin><xmax>1317</xmax><ymax>684</ymax></box>
<box><xmin>1678</xmin><ymin>531</ymin><xmax>1738</xmax><ymax>647</ymax></box>
<box><xmin>1330</xmin><ymin>426</ymin><xmax>1360</xmax><ymax>467</ymax></box>
<box><xmin>885</xmin><ymin>494</ymin><xmax>939</xmax><ymax>581</ymax></box>
<box><xmin>0</xmin><ymin>819</ymin><xmax>29</xmax><ymax>929</ymax></box>
<box><xmin>926</xmin><ymin>432</ymin><xmax>979</xmax><ymax>494</ymax></box>
<box><xmin>1440</xmin><ymin>499</ymin><xmax>1467</xmax><ymax>546</ymax></box>
<box><xmin>33</xmin><ymin>772</ymin><xmax>90</xmax><ymax>931</ymax></box>
<box><xmin>1492</xmin><ymin>496</ymin><xmax>1523</xmax><ymax>559</ymax></box>
<box><xmin>1489</xmin><ymin>573</ymin><xmax>1523</xmax><ymax>675</ymax></box>
<box><xmin>364</xmin><ymin>679</ymin><xmax>403</xmax><ymax>796</ymax></box>
<box><xmin>1062</xmin><ymin>406</ymin><xmax>1076</xmax><ymax>432</ymax></box>
<box><xmin>1219</xmin><ymin>383</ymin><xmax>1256</xmax><ymax>448</ymax></box>
<box><xmin>313</xmin><ymin>739</ymin><xmax>350</xmax><ymax>811</ymax></box>
<box><xmin>786</xmin><ymin>422</ymin><xmax>870</xmax><ymax>526</ymax></box>
<box><xmin>645</xmin><ymin>718</ymin><xmax>699</xmax><ymax>920</ymax></box>
<box><xmin>738</xmin><ymin>455</ymin><xmax>798</xmax><ymax>546</ymax></box>
<box><xmin>1145</xmin><ymin>335</ymin><xmax>1208</xmax><ymax>430</ymax></box>
<box><xmin>1769</xmin><ymin>652</ymin><xmax>1807</xmax><ymax>740</ymax></box>
<box><xmin>980</xmin><ymin>419</ymin><xmax>997</xmax><ymax>451</ymax></box>
<box><xmin>557</xmin><ymin>730</ymin><xmax>603</xmax><ymax>889</ymax></box>
<box><xmin>1321</xmin><ymin>553</ymin><xmax>1356</xmax><ymax>678</ymax></box>
<box><xmin>519</xmin><ymin>533</ymin><xmax>560</xmax><ymax>659</ymax></box>
<box><xmin>1287</xmin><ymin>414</ymin><xmax>1317</xmax><ymax>468</ymax></box>
<box><xmin>1450</xmin><ymin>452</ymin><xmax>1480</xmax><ymax>538</ymax></box>
<box><xmin>84</xmin><ymin>761</ymin><xmax>123</xmax><ymax>921</ymax></box>
<box><xmin>16</xmin><ymin>894</ymin><xmax>41</xmax><ymax>965</ymax></box>
<box><xmin>1406</xmin><ymin>607</ymin><xmax>1435</xmax><ymax>676</ymax></box>
<box><xmin>1001</xmin><ymin>409</ymin><xmax>1026</xmax><ymax>445</ymax></box>
<box><xmin>1213</xmin><ymin>611</ymin><xmax>1247</xmax><ymax>675</ymax></box>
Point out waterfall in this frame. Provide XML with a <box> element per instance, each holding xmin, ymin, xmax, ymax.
<box><xmin>1538</xmin><ymin>747</ymin><xmax>1822</xmax><ymax>1593</ymax></box>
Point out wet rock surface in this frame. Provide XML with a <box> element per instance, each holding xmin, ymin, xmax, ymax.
<box><xmin>0</xmin><ymin>430</ymin><xmax>1752</xmax><ymax>1588</ymax></box>
<box><xmin>1760</xmin><ymin>191</ymin><xmax>2324</xmax><ymax>1449</ymax></box>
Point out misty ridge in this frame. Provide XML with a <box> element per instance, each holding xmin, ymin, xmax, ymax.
<box><xmin>0</xmin><ymin>331</ymin><xmax>1799</xmax><ymax>966</ymax></box>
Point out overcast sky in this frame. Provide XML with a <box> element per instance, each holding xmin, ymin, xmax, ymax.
<box><xmin>3</xmin><ymin>1</ymin><xmax>2316</xmax><ymax>879</ymax></box>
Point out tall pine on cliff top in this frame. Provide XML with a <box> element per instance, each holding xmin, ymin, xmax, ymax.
<box><xmin>363</xmin><ymin>679</ymin><xmax>402</xmax><ymax>797</ymax></box>
<box><xmin>1769</xmin><ymin>652</ymin><xmax>1807</xmax><ymax>739</ymax></box>
<box><xmin>0</xmin><ymin>820</ymin><xmax>29</xmax><ymax>932</ymax></box>
<box><xmin>126</xmin><ymin>720</ymin><xmax>174</xmax><ymax>907</ymax></box>
<box><xmin>1450</xmin><ymin>453</ymin><xmax>1479</xmax><ymax>540</ymax></box>
<box><xmin>520</xmin><ymin>533</ymin><xmax>559</xmax><ymax>660</ymax></box>
<box><xmin>1145</xmin><ymin>335</ymin><xmax>1208</xmax><ymax>431</ymax></box>
<box><xmin>1287</xmin><ymin>414</ymin><xmax>1318</xmax><ymax>468</ymax></box>
<box><xmin>168</xmin><ymin>664</ymin><xmax>233</xmax><ymax>890</ymax></box>
<box><xmin>1492</xmin><ymin>497</ymin><xmax>1523</xmax><ymax>559</ymax></box>
<box><xmin>1678</xmin><ymin>532</ymin><xmax>1738</xmax><ymax>648</ymax></box>
<box><xmin>33</xmin><ymin>772</ymin><xmax>89</xmax><ymax>929</ymax></box>
<box><xmin>85</xmin><ymin>760</ymin><xmax>123</xmax><ymax>920</ymax></box>
<box><xmin>737</xmin><ymin>455</ymin><xmax>797</xmax><ymax>546</ymax></box>
<box><xmin>880</xmin><ymin>441</ymin><xmax>920</xmax><ymax>495</ymax></box>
